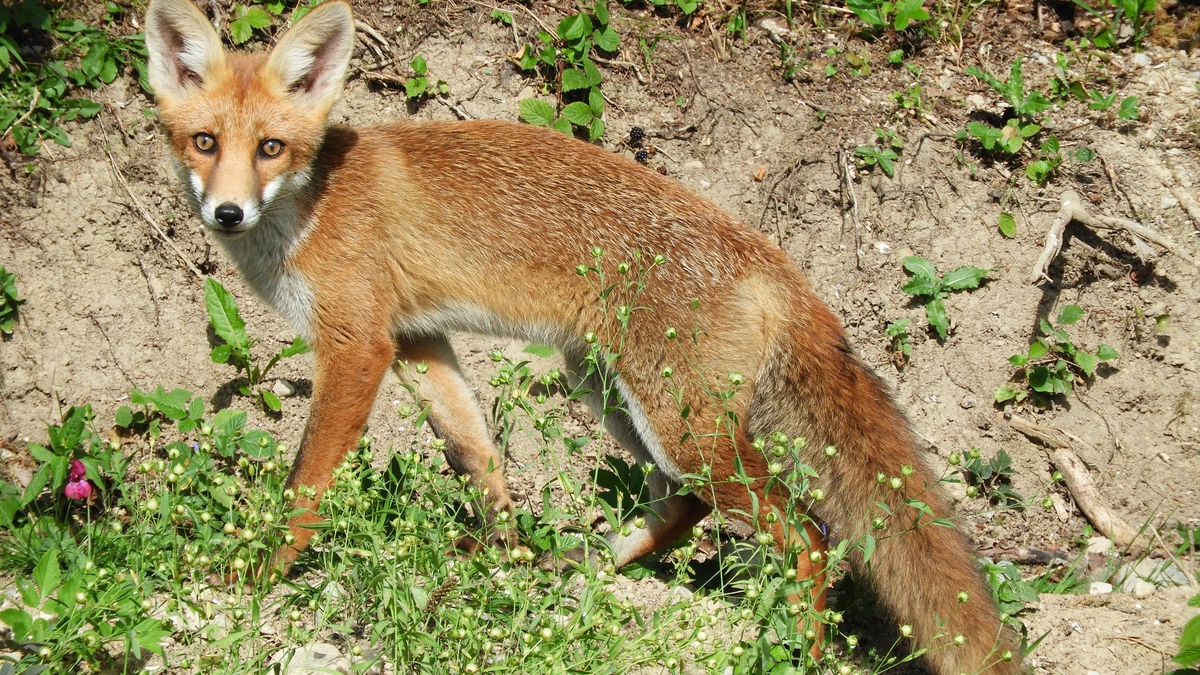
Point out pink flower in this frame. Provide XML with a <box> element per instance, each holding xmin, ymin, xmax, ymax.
<box><xmin>65</xmin><ymin>479</ymin><xmax>93</xmax><ymax>500</ymax></box>
<box><xmin>65</xmin><ymin>460</ymin><xmax>93</xmax><ymax>500</ymax></box>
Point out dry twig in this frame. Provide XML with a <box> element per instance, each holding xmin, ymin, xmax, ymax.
<box><xmin>1008</xmin><ymin>414</ymin><xmax>1139</xmax><ymax>548</ymax></box>
<box><xmin>99</xmin><ymin>117</ymin><xmax>204</xmax><ymax>280</ymax></box>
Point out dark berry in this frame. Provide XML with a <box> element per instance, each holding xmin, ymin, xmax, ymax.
<box><xmin>656</xmin><ymin>166</ymin><xmax>668</xmax><ymax>175</ymax></box>
<box><xmin>635</xmin><ymin>150</ymin><xmax>649</xmax><ymax>164</ymax></box>
<box><xmin>629</xmin><ymin>126</ymin><xmax>645</xmax><ymax>145</ymax></box>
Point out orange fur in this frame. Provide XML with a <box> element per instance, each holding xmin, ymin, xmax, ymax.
<box><xmin>145</xmin><ymin>1</ymin><xmax>1022</xmax><ymax>672</ymax></box>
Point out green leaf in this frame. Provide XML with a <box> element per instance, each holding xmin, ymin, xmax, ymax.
<box><xmin>1096</xmin><ymin>344</ymin><xmax>1118</xmax><ymax>360</ymax></box>
<box><xmin>902</xmin><ymin>256</ymin><xmax>938</xmax><ymax>284</ymax></box>
<box><xmin>490</xmin><ymin>9</ymin><xmax>513</xmax><ymax>24</ymax></box>
<box><xmin>211</xmin><ymin>344</ymin><xmax>232</xmax><ymax>364</ymax></box>
<box><xmin>942</xmin><ymin>266</ymin><xmax>987</xmax><ymax>291</ymax></box>
<box><xmin>561</xmin><ymin>101</ymin><xmax>595</xmax><ymax>126</ymax></box>
<box><xmin>279</xmin><ymin>336</ymin><xmax>310</xmax><ymax>359</ymax></box>
<box><xmin>149</xmin><ymin>387</ymin><xmax>192</xmax><ymax>420</ymax></box>
<box><xmin>205</xmin><ymin>279</ymin><xmax>249</xmax><ymax>351</ymax></box>
<box><xmin>1118</xmin><ymin>96</ymin><xmax>1139</xmax><ymax>120</ymax></box>
<box><xmin>261</xmin><ymin>390</ymin><xmax>282</xmax><ymax>412</ymax></box>
<box><xmin>411</xmin><ymin>54</ymin><xmax>427</xmax><ymax>76</ymax></box>
<box><xmin>925</xmin><ymin>297</ymin><xmax>949</xmax><ymax>340</ymax></box>
<box><xmin>860</xmin><ymin>534</ymin><xmax>876</xmax><ymax>564</ymax></box>
<box><xmin>212</xmin><ymin>409</ymin><xmax>247</xmax><ymax>440</ymax></box>
<box><xmin>594</xmin><ymin>25</ymin><xmax>620</xmax><ymax>52</ymax></box>
<box><xmin>998</xmin><ymin>212</ymin><xmax>1016</xmax><ymax>238</ymax></box>
<box><xmin>1074</xmin><ymin>351</ymin><xmax>1098</xmax><ymax>377</ymax></box>
<box><xmin>518</xmin><ymin>98</ymin><xmax>556</xmax><ymax>127</ymax></box>
<box><xmin>583</xmin><ymin>58</ymin><xmax>603</xmax><ymax>87</ymax></box>
<box><xmin>405</xmin><ymin>76</ymin><xmax>427</xmax><ymax>99</ymax></box>
<box><xmin>561</xmin><ymin>67</ymin><xmax>591</xmax><ymax>92</ymax></box>
<box><xmin>115</xmin><ymin>406</ymin><xmax>133</xmax><ymax>427</ymax></box>
<box><xmin>1057</xmin><ymin>304</ymin><xmax>1084</xmax><ymax>325</ymax></box>
<box><xmin>33</xmin><ymin>548</ymin><xmax>60</xmax><ymax>600</ymax></box>
<box><xmin>1028</xmin><ymin>341</ymin><xmax>1049</xmax><ymax>360</ymax></box>
<box><xmin>557</xmin><ymin>13</ymin><xmax>593</xmax><ymax>41</ymax></box>
<box><xmin>588</xmin><ymin>87</ymin><xmax>606</xmax><ymax>116</ymax></box>
<box><xmin>550</xmin><ymin>118</ymin><xmax>573</xmax><ymax>135</ymax></box>
<box><xmin>588</xmin><ymin>117</ymin><xmax>605</xmax><ymax>141</ymax></box>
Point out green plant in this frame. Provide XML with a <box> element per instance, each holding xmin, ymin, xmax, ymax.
<box><xmin>854</xmin><ymin>127</ymin><xmax>904</xmax><ymax>177</ymax></box>
<box><xmin>995</xmin><ymin>304</ymin><xmax>1118</xmax><ymax>404</ymax></box>
<box><xmin>957</xmin><ymin>448</ymin><xmax>1024</xmax><ymax>508</ymax></box>
<box><xmin>962</xmin><ymin>119</ymin><xmax>1040</xmax><ymax>154</ymax></box>
<box><xmin>966</xmin><ymin>58</ymin><xmax>1051</xmax><ymax>122</ymax></box>
<box><xmin>1117</xmin><ymin>95</ymin><xmax>1139</xmax><ymax>120</ymax></box>
<box><xmin>0</xmin><ymin>2</ymin><xmax>148</xmax><ymax>155</ymax></box>
<box><xmin>900</xmin><ymin>256</ymin><xmax>988</xmax><ymax>341</ymax></box>
<box><xmin>1075</xmin><ymin>0</ymin><xmax>1156</xmax><ymax>50</ymax></box>
<box><xmin>204</xmin><ymin>278</ymin><xmax>310</xmax><ymax>411</ymax></box>
<box><xmin>1026</xmin><ymin>136</ymin><xmax>1063</xmax><ymax>185</ymax></box>
<box><xmin>403</xmin><ymin>54</ymin><xmax>446</xmax><ymax>100</ymax></box>
<box><xmin>0</xmin><ymin>265</ymin><xmax>23</xmax><ymax>335</ymax></box>
<box><xmin>229</xmin><ymin>4</ymin><xmax>273</xmax><ymax>44</ymax></box>
<box><xmin>998</xmin><ymin>212</ymin><xmax>1016</xmax><ymax>238</ymax></box>
<box><xmin>847</xmin><ymin>0</ymin><xmax>930</xmax><ymax>32</ymax></box>
<box><xmin>886</xmin><ymin>318</ymin><xmax>912</xmax><ymax>366</ymax></box>
<box><xmin>515</xmin><ymin>3</ymin><xmax>615</xmax><ymax>140</ymax></box>
<box><xmin>1167</xmin><ymin>592</ymin><xmax>1200</xmax><ymax>674</ymax></box>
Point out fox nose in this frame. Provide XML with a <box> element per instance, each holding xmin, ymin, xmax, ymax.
<box><xmin>214</xmin><ymin>202</ymin><xmax>244</xmax><ymax>227</ymax></box>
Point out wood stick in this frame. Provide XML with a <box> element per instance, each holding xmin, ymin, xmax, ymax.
<box><xmin>1009</xmin><ymin>414</ymin><xmax>1139</xmax><ymax>548</ymax></box>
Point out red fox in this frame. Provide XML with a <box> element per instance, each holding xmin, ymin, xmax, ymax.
<box><xmin>145</xmin><ymin>0</ymin><xmax>1019</xmax><ymax>672</ymax></box>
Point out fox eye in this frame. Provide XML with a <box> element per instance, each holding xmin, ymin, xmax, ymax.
<box><xmin>193</xmin><ymin>133</ymin><xmax>216</xmax><ymax>153</ymax></box>
<box><xmin>260</xmin><ymin>139</ymin><xmax>284</xmax><ymax>158</ymax></box>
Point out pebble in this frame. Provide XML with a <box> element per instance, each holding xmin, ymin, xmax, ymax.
<box><xmin>1086</xmin><ymin>536</ymin><xmax>1114</xmax><ymax>555</ymax></box>
<box><xmin>960</xmin><ymin>396</ymin><xmax>976</xmax><ymax>409</ymax></box>
<box><xmin>1132</xmin><ymin>52</ymin><xmax>1152</xmax><ymax>67</ymax></box>
<box><xmin>682</xmin><ymin>160</ymin><xmax>704</xmax><ymax>170</ymax></box>
<box><xmin>1132</xmin><ymin>579</ymin><xmax>1157</xmax><ymax>597</ymax></box>
<box><xmin>273</xmin><ymin>379</ymin><xmax>297</xmax><ymax>398</ymax></box>
<box><xmin>1088</xmin><ymin>582</ymin><xmax>1113</xmax><ymax>595</ymax></box>
<box><xmin>269</xmin><ymin>643</ymin><xmax>351</xmax><ymax>675</ymax></box>
<box><xmin>1162</xmin><ymin>196</ymin><xmax>1179</xmax><ymax>209</ymax></box>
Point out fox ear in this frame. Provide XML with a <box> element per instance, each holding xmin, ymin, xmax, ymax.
<box><xmin>266</xmin><ymin>1</ymin><xmax>354</xmax><ymax>117</ymax></box>
<box><xmin>145</xmin><ymin>0</ymin><xmax>226</xmax><ymax>106</ymax></box>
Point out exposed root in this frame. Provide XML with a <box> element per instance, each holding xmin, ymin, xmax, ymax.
<box><xmin>1029</xmin><ymin>190</ymin><xmax>1200</xmax><ymax>284</ymax></box>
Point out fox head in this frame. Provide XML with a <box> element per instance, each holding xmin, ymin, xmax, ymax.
<box><xmin>145</xmin><ymin>0</ymin><xmax>354</xmax><ymax>237</ymax></box>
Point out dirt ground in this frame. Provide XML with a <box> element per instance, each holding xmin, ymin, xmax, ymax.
<box><xmin>1</xmin><ymin>1</ymin><xmax>1198</xmax><ymax>673</ymax></box>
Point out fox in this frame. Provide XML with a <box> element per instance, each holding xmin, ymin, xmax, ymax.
<box><xmin>144</xmin><ymin>0</ymin><xmax>1020</xmax><ymax>672</ymax></box>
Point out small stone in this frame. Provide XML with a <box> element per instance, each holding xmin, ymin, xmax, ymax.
<box><xmin>270</xmin><ymin>643</ymin><xmax>350</xmax><ymax>675</ymax></box>
<box><xmin>1131</xmin><ymin>579</ymin><xmax>1156</xmax><ymax>597</ymax></box>
<box><xmin>759</xmin><ymin>18</ymin><xmax>792</xmax><ymax>44</ymax></box>
<box><xmin>1132</xmin><ymin>52</ymin><xmax>1152</xmax><ymax>67</ymax></box>
<box><xmin>960</xmin><ymin>396</ymin><xmax>976</xmax><ymax>409</ymax></box>
<box><xmin>1086</xmin><ymin>537</ymin><xmax>1114</xmax><ymax>555</ymax></box>
<box><xmin>1162</xmin><ymin>196</ymin><xmax>1179</xmax><ymax>210</ymax></box>
<box><xmin>682</xmin><ymin>160</ymin><xmax>704</xmax><ymax>171</ymax></box>
<box><xmin>1088</xmin><ymin>582</ymin><xmax>1113</xmax><ymax>595</ymax></box>
<box><xmin>273</xmin><ymin>379</ymin><xmax>297</xmax><ymax>398</ymax></box>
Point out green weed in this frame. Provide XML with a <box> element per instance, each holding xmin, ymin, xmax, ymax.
<box><xmin>900</xmin><ymin>256</ymin><xmax>988</xmax><ymax>341</ymax></box>
<box><xmin>1167</xmin><ymin>592</ymin><xmax>1200</xmax><ymax>674</ymax></box>
<box><xmin>847</xmin><ymin>0</ymin><xmax>930</xmax><ymax>33</ymax></box>
<box><xmin>0</xmin><ymin>1</ymin><xmax>147</xmax><ymax>155</ymax></box>
<box><xmin>205</xmin><ymin>278</ymin><xmax>310</xmax><ymax>412</ymax></box>
<box><xmin>995</xmin><ymin>304</ymin><xmax>1118</xmax><ymax>405</ymax></box>
<box><xmin>885</xmin><ymin>318</ymin><xmax>913</xmax><ymax>367</ymax></box>
<box><xmin>0</xmin><ymin>265</ymin><xmax>22</xmax><ymax>335</ymax></box>
<box><xmin>956</xmin><ymin>448</ymin><xmax>1024</xmax><ymax>508</ymax></box>
<box><xmin>516</xmin><ymin>2</ymin><xmax>616</xmax><ymax>140</ymax></box>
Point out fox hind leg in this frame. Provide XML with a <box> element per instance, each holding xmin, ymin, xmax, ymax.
<box><xmin>393</xmin><ymin>335</ymin><xmax>516</xmax><ymax>550</ymax></box>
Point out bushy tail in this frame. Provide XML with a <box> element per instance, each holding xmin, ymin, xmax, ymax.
<box><xmin>772</xmin><ymin>303</ymin><xmax>1022</xmax><ymax>675</ymax></box>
